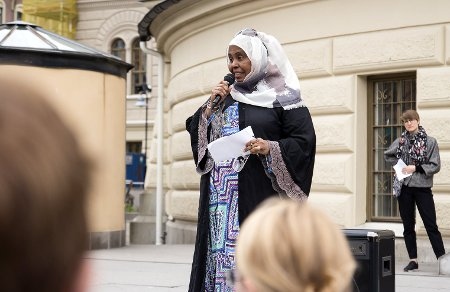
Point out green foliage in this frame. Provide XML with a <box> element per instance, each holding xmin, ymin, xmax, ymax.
<box><xmin>125</xmin><ymin>203</ymin><xmax>136</xmax><ymax>213</ymax></box>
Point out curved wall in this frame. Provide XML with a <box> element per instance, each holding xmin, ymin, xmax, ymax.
<box><xmin>147</xmin><ymin>0</ymin><xmax>450</xmax><ymax>243</ymax></box>
<box><xmin>0</xmin><ymin>65</ymin><xmax>127</xmax><ymax>249</ymax></box>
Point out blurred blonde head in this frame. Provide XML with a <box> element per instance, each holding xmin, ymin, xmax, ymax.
<box><xmin>236</xmin><ymin>198</ymin><xmax>356</xmax><ymax>292</ymax></box>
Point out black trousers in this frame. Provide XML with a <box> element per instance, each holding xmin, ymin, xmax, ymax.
<box><xmin>398</xmin><ymin>186</ymin><xmax>445</xmax><ymax>259</ymax></box>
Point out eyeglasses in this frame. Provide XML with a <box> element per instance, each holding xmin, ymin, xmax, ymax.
<box><xmin>225</xmin><ymin>269</ymin><xmax>241</xmax><ymax>287</ymax></box>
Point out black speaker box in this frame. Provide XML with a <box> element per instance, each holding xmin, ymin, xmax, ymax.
<box><xmin>343</xmin><ymin>229</ymin><xmax>395</xmax><ymax>292</ymax></box>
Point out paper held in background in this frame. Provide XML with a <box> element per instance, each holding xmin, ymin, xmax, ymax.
<box><xmin>393</xmin><ymin>158</ymin><xmax>412</xmax><ymax>180</ymax></box>
<box><xmin>207</xmin><ymin>126</ymin><xmax>254</xmax><ymax>162</ymax></box>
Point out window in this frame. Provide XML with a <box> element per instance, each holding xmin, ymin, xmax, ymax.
<box><xmin>15</xmin><ymin>4</ymin><xmax>22</xmax><ymax>21</ymax></box>
<box><xmin>110</xmin><ymin>38</ymin><xmax>126</xmax><ymax>61</ymax></box>
<box><xmin>0</xmin><ymin>1</ymin><xmax>4</xmax><ymax>24</ymax></box>
<box><xmin>368</xmin><ymin>73</ymin><xmax>416</xmax><ymax>221</ymax></box>
<box><xmin>131</xmin><ymin>38</ymin><xmax>147</xmax><ymax>94</ymax></box>
<box><xmin>126</xmin><ymin>141</ymin><xmax>142</xmax><ymax>154</ymax></box>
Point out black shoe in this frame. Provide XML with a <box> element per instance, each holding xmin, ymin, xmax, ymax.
<box><xmin>404</xmin><ymin>261</ymin><xmax>418</xmax><ymax>272</ymax></box>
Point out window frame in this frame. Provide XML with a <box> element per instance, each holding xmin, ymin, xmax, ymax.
<box><xmin>0</xmin><ymin>1</ymin><xmax>4</xmax><ymax>24</ymax></box>
<box><xmin>131</xmin><ymin>37</ymin><xmax>147</xmax><ymax>94</ymax></box>
<box><xmin>367</xmin><ymin>72</ymin><xmax>416</xmax><ymax>222</ymax></box>
<box><xmin>14</xmin><ymin>4</ymin><xmax>22</xmax><ymax>21</ymax></box>
<box><xmin>110</xmin><ymin>38</ymin><xmax>126</xmax><ymax>61</ymax></box>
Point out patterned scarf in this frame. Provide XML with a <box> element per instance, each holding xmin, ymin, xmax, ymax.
<box><xmin>392</xmin><ymin>126</ymin><xmax>428</xmax><ymax>197</ymax></box>
<box><xmin>227</xmin><ymin>28</ymin><xmax>305</xmax><ymax>110</ymax></box>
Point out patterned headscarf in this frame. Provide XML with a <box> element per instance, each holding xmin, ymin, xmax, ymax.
<box><xmin>227</xmin><ymin>28</ymin><xmax>305</xmax><ymax>110</ymax></box>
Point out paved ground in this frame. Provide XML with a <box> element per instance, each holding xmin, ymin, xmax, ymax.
<box><xmin>85</xmin><ymin>244</ymin><xmax>450</xmax><ymax>292</ymax></box>
<box><xmin>87</xmin><ymin>245</ymin><xmax>191</xmax><ymax>292</ymax></box>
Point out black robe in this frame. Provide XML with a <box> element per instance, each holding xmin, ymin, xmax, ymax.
<box><xmin>185</xmin><ymin>96</ymin><xmax>316</xmax><ymax>291</ymax></box>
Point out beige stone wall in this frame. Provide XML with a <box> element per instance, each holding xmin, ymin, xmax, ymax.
<box><xmin>76</xmin><ymin>0</ymin><xmax>157</xmax><ymax>161</ymax></box>
<box><xmin>416</xmin><ymin>67</ymin><xmax>450</xmax><ymax>235</ymax></box>
<box><xmin>146</xmin><ymin>0</ymin><xmax>450</xmax><ymax>241</ymax></box>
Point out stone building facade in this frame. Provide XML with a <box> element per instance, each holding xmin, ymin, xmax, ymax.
<box><xmin>1</xmin><ymin>0</ymin><xmax>23</xmax><ymax>22</ymax></box>
<box><xmin>138</xmin><ymin>0</ymin><xmax>450</xmax><ymax>255</ymax></box>
<box><xmin>76</xmin><ymin>0</ymin><xmax>157</xmax><ymax>166</ymax></box>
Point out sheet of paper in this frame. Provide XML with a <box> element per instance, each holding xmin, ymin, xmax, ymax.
<box><xmin>207</xmin><ymin>126</ymin><xmax>254</xmax><ymax>162</ymax></box>
<box><xmin>393</xmin><ymin>158</ymin><xmax>412</xmax><ymax>180</ymax></box>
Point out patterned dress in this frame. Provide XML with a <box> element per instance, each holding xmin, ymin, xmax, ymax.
<box><xmin>204</xmin><ymin>102</ymin><xmax>240</xmax><ymax>291</ymax></box>
<box><xmin>186</xmin><ymin>97</ymin><xmax>315</xmax><ymax>292</ymax></box>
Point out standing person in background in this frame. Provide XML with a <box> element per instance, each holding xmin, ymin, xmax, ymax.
<box><xmin>186</xmin><ymin>28</ymin><xmax>316</xmax><ymax>291</ymax></box>
<box><xmin>0</xmin><ymin>78</ymin><xmax>92</xmax><ymax>292</ymax></box>
<box><xmin>385</xmin><ymin>109</ymin><xmax>446</xmax><ymax>272</ymax></box>
<box><xmin>230</xmin><ymin>197</ymin><xmax>356</xmax><ymax>292</ymax></box>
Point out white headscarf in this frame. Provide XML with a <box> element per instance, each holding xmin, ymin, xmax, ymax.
<box><xmin>227</xmin><ymin>28</ymin><xmax>305</xmax><ymax>110</ymax></box>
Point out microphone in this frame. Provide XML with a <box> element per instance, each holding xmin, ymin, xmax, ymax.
<box><xmin>211</xmin><ymin>73</ymin><xmax>235</xmax><ymax>108</ymax></box>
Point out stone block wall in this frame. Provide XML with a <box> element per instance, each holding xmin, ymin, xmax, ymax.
<box><xmin>145</xmin><ymin>0</ymin><xmax>450</xmax><ymax>243</ymax></box>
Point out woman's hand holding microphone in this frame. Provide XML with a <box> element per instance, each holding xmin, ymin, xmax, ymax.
<box><xmin>205</xmin><ymin>74</ymin><xmax>235</xmax><ymax>118</ymax></box>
